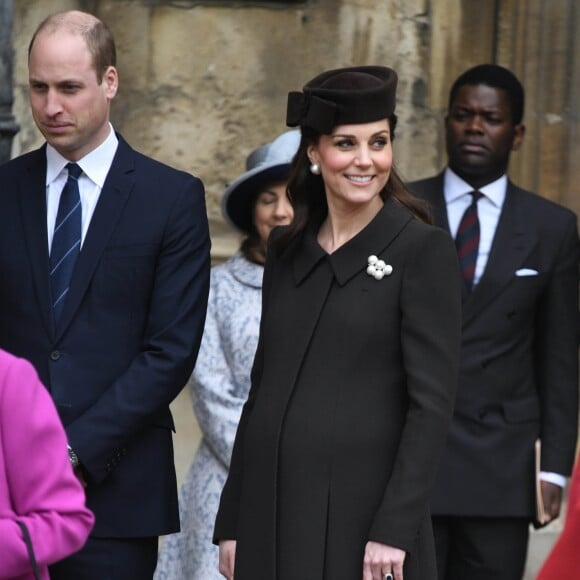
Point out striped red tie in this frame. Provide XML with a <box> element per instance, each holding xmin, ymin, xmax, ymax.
<box><xmin>455</xmin><ymin>191</ymin><xmax>483</xmax><ymax>291</ymax></box>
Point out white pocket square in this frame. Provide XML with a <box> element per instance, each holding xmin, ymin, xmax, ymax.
<box><xmin>515</xmin><ymin>268</ymin><xmax>539</xmax><ymax>277</ymax></box>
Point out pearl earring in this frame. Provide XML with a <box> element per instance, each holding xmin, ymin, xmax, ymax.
<box><xmin>310</xmin><ymin>163</ymin><xmax>321</xmax><ymax>175</ymax></box>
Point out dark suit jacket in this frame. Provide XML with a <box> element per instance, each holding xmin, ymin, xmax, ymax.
<box><xmin>411</xmin><ymin>172</ymin><xmax>579</xmax><ymax>518</ymax></box>
<box><xmin>215</xmin><ymin>200</ymin><xmax>462</xmax><ymax>580</ymax></box>
<box><xmin>0</xmin><ymin>135</ymin><xmax>211</xmax><ymax>537</ymax></box>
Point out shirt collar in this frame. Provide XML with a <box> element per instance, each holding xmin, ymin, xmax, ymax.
<box><xmin>444</xmin><ymin>167</ymin><xmax>507</xmax><ymax>208</ymax></box>
<box><xmin>45</xmin><ymin>123</ymin><xmax>119</xmax><ymax>187</ymax></box>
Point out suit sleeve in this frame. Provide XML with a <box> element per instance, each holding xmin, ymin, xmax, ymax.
<box><xmin>66</xmin><ymin>173</ymin><xmax>211</xmax><ymax>484</ymax></box>
<box><xmin>0</xmin><ymin>354</ymin><xmax>94</xmax><ymax>576</ymax></box>
<box><xmin>368</xmin><ymin>226</ymin><xmax>462</xmax><ymax>552</ymax></box>
<box><xmin>536</xmin><ymin>211</ymin><xmax>579</xmax><ymax>475</ymax></box>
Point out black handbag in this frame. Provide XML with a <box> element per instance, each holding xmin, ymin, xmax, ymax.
<box><xmin>16</xmin><ymin>521</ymin><xmax>41</xmax><ymax>580</ymax></box>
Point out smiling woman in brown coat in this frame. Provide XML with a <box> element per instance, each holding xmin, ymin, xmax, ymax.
<box><xmin>213</xmin><ymin>66</ymin><xmax>462</xmax><ymax>580</ymax></box>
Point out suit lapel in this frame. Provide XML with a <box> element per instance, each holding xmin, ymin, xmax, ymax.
<box><xmin>18</xmin><ymin>148</ymin><xmax>55</xmax><ymax>339</ymax></box>
<box><xmin>416</xmin><ymin>174</ymin><xmax>470</xmax><ymax>301</ymax></box>
<box><xmin>56</xmin><ymin>137</ymin><xmax>134</xmax><ymax>338</ymax></box>
<box><xmin>462</xmin><ymin>183</ymin><xmax>536</xmax><ymax>327</ymax></box>
<box><xmin>423</xmin><ymin>173</ymin><xmax>452</xmax><ymax>234</ymax></box>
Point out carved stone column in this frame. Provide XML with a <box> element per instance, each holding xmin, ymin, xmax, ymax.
<box><xmin>0</xmin><ymin>0</ymin><xmax>20</xmax><ymax>164</ymax></box>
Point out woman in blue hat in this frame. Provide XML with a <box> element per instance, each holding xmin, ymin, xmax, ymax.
<box><xmin>214</xmin><ymin>67</ymin><xmax>462</xmax><ymax>580</ymax></box>
<box><xmin>154</xmin><ymin>131</ymin><xmax>297</xmax><ymax>580</ymax></box>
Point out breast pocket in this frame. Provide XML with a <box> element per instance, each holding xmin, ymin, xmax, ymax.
<box><xmin>103</xmin><ymin>243</ymin><xmax>158</xmax><ymax>259</ymax></box>
<box><xmin>94</xmin><ymin>243</ymin><xmax>159</xmax><ymax>310</ymax></box>
<box><xmin>504</xmin><ymin>272</ymin><xmax>547</xmax><ymax>317</ymax></box>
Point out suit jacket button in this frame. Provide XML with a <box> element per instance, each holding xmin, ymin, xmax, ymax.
<box><xmin>50</xmin><ymin>350</ymin><xmax>61</xmax><ymax>361</ymax></box>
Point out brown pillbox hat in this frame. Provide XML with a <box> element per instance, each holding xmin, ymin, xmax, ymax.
<box><xmin>286</xmin><ymin>65</ymin><xmax>398</xmax><ymax>134</ymax></box>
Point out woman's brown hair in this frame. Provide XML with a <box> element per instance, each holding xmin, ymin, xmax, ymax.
<box><xmin>272</xmin><ymin>115</ymin><xmax>431</xmax><ymax>254</ymax></box>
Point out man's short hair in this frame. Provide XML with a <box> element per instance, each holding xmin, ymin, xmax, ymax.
<box><xmin>28</xmin><ymin>11</ymin><xmax>116</xmax><ymax>84</ymax></box>
<box><xmin>448</xmin><ymin>64</ymin><xmax>525</xmax><ymax>125</ymax></box>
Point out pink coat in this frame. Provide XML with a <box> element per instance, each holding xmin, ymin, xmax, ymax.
<box><xmin>0</xmin><ymin>350</ymin><xmax>94</xmax><ymax>579</ymax></box>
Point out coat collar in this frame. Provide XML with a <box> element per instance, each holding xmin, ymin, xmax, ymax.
<box><xmin>293</xmin><ymin>198</ymin><xmax>414</xmax><ymax>286</ymax></box>
<box><xmin>228</xmin><ymin>251</ymin><xmax>263</xmax><ymax>289</ymax></box>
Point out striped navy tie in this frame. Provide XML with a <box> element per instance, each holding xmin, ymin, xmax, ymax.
<box><xmin>50</xmin><ymin>163</ymin><xmax>82</xmax><ymax>321</ymax></box>
<box><xmin>455</xmin><ymin>190</ymin><xmax>483</xmax><ymax>292</ymax></box>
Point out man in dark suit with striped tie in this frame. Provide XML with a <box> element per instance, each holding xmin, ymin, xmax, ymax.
<box><xmin>0</xmin><ymin>10</ymin><xmax>210</xmax><ymax>579</ymax></box>
<box><xmin>410</xmin><ymin>65</ymin><xmax>579</xmax><ymax>580</ymax></box>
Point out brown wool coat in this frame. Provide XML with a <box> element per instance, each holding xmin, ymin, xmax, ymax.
<box><xmin>214</xmin><ymin>199</ymin><xmax>462</xmax><ymax>579</ymax></box>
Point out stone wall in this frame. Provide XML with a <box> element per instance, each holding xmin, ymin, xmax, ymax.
<box><xmin>11</xmin><ymin>0</ymin><xmax>579</xmax><ymax>258</ymax></box>
<box><xmin>9</xmin><ymin>2</ymin><xmax>577</xmax><ymax>576</ymax></box>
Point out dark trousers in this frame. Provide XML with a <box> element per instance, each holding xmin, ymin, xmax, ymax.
<box><xmin>49</xmin><ymin>536</ymin><xmax>158</xmax><ymax>580</ymax></box>
<box><xmin>432</xmin><ymin>516</ymin><xmax>529</xmax><ymax>580</ymax></box>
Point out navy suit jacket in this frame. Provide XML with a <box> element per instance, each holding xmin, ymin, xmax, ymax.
<box><xmin>411</xmin><ymin>172</ymin><xmax>579</xmax><ymax>518</ymax></box>
<box><xmin>0</xmin><ymin>135</ymin><xmax>211</xmax><ymax>537</ymax></box>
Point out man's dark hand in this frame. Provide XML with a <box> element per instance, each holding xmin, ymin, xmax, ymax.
<box><xmin>541</xmin><ymin>480</ymin><xmax>563</xmax><ymax>522</ymax></box>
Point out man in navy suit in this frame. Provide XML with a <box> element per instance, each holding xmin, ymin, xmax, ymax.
<box><xmin>0</xmin><ymin>10</ymin><xmax>210</xmax><ymax>578</ymax></box>
<box><xmin>411</xmin><ymin>65</ymin><xmax>578</xmax><ymax>580</ymax></box>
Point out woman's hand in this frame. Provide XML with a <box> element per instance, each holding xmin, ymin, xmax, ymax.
<box><xmin>362</xmin><ymin>540</ymin><xmax>406</xmax><ymax>580</ymax></box>
<box><xmin>218</xmin><ymin>539</ymin><xmax>236</xmax><ymax>579</ymax></box>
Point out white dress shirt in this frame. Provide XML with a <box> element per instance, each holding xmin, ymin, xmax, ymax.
<box><xmin>444</xmin><ymin>167</ymin><xmax>566</xmax><ymax>489</ymax></box>
<box><xmin>46</xmin><ymin>125</ymin><xmax>119</xmax><ymax>252</ymax></box>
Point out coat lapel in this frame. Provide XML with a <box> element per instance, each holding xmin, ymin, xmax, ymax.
<box><xmin>293</xmin><ymin>199</ymin><xmax>413</xmax><ymax>287</ymax></box>
<box><xmin>271</xmin><ymin>200</ymin><xmax>413</xmax><ymax>442</ymax></box>
<box><xmin>279</xmin><ymin>201</ymin><xmax>413</xmax><ymax>406</ymax></box>
<box><xmin>326</xmin><ymin>199</ymin><xmax>413</xmax><ymax>286</ymax></box>
<box><xmin>462</xmin><ymin>183</ymin><xmax>536</xmax><ymax>327</ymax></box>
<box><xmin>18</xmin><ymin>147</ymin><xmax>55</xmax><ymax>339</ymax></box>
<box><xmin>56</xmin><ymin>137</ymin><xmax>134</xmax><ymax>338</ymax></box>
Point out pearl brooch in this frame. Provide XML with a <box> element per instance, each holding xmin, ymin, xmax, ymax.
<box><xmin>367</xmin><ymin>255</ymin><xmax>393</xmax><ymax>280</ymax></box>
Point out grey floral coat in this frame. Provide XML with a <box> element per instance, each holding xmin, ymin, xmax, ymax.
<box><xmin>155</xmin><ymin>252</ymin><xmax>263</xmax><ymax>580</ymax></box>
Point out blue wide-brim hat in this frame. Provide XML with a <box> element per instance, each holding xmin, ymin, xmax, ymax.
<box><xmin>222</xmin><ymin>130</ymin><xmax>301</xmax><ymax>234</ymax></box>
